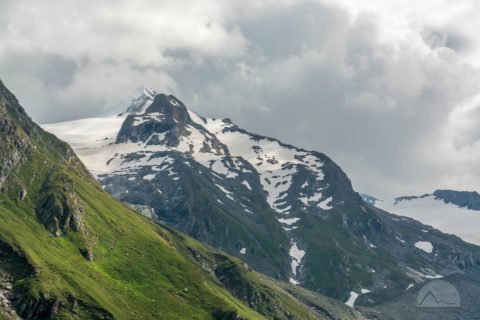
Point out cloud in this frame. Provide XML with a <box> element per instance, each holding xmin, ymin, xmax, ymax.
<box><xmin>171</xmin><ymin>2</ymin><xmax>480</xmax><ymax>197</ymax></box>
<box><xmin>0</xmin><ymin>0</ymin><xmax>247</xmax><ymax>122</ymax></box>
<box><xmin>1</xmin><ymin>0</ymin><xmax>480</xmax><ymax>197</ymax></box>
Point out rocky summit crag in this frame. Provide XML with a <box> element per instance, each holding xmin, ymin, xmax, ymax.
<box><xmin>44</xmin><ymin>89</ymin><xmax>480</xmax><ymax>318</ymax></box>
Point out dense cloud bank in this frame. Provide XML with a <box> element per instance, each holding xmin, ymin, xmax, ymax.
<box><xmin>1</xmin><ymin>0</ymin><xmax>480</xmax><ymax>197</ymax></box>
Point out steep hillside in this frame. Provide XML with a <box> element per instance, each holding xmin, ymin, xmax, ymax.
<box><xmin>0</xmin><ymin>80</ymin><xmax>364</xmax><ymax>319</ymax></box>
<box><xmin>44</xmin><ymin>89</ymin><xmax>480</xmax><ymax>307</ymax></box>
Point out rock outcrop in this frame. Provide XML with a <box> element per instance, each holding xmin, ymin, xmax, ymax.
<box><xmin>36</xmin><ymin>171</ymin><xmax>86</xmax><ymax>237</ymax></box>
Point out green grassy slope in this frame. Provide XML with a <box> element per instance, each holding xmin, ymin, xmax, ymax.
<box><xmin>0</xmin><ymin>80</ymin><xmax>364</xmax><ymax>319</ymax></box>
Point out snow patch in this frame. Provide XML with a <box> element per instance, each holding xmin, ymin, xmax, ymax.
<box><xmin>143</xmin><ymin>174</ymin><xmax>156</xmax><ymax>181</ymax></box>
<box><xmin>345</xmin><ymin>292</ymin><xmax>359</xmax><ymax>307</ymax></box>
<box><xmin>299</xmin><ymin>192</ymin><xmax>323</xmax><ymax>205</ymax></box>
<box><xmin>242</xmin><ymin>180</ymin><xmax>252</xmax><ymax>191</ymax></box>
<box><xmin>278</xmin><ymin>217</ymin><xmax>300</xmax><ymax>225</ymax></box>
<box><xmin>415</xmin><ymin>241</ymin><xmax>433</xmax><ymax>253</ymax></box>
<box><xmin>289</xmin><ymin>243</ymin><xmax>305</xmax><ymax>276</ymax></box>
<box><xmin>169</xmin><ymin>99</ymin><xmax>180</xmax><ymax>107</ymax></box>
<box><xmin>405</xmin><ymin>266</ymin><xmax>442</xmax><ymax>280</ymax></box>
<box><xmin>318</xmin><ymin>196</ymin><xmax>333</xmax><ymax>210</ymax></box>
<box><xmin>215</xmin><ymin>184</ymin><xmax>235</xmax><ymax>200</ymax></box>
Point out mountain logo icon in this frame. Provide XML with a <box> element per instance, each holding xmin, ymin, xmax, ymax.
<box><xmin>417</xmin><ymin>280</ymin><xmax>460</xmax><ymax>308</ymax></box>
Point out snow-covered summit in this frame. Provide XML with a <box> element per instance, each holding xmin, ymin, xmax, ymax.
<box><xmin>116</xmin><ymin>94</ymin><xmax>201</xmax><ymax>145</ymax></box>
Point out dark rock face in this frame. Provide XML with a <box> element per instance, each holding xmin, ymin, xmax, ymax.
<box><xmin>211</xmin><ymin>309</ymin><xmax>246</xmax><ymax>320</ymax></box>
<box><xmin>34</xmin><ymin>170</ymin><xmax>94</xmax><ymax>261</ymax></box>
<box><xmin>15</xmin><ymin>294</ymin><xmax>61</xmax><ymax>320</ymax></box>
<box><xmin>34</xmin><ymin>169</ymin><xmax>94</xmax><ymax>261</ymax></box>
<box><xmin>0</xmin><ymin>240</ymin><xmax>34</xmax><ymax>320</ymax></box>
<box><xmin>116</xmin><ymin>94</ymin><xmax>192</xmax><ymax>146</ymax></box>
<box><xmin>14</xmin><ymin>294</ymin><xmax>114</xmax><ymax>320</ymax></box>
<box><xmin>36</xmin><ymin>172</ymin><xmax>86</xmax><ymax>237</ymax></box>
<box><xmin>433</xmin><ymin>189</ymin><xmax>480</xmax><ymax>211</ymax></box>
<box><xmin>115</xmin><ymin>93</ymin><xmax>229</xmax><ymax>155</ymax></box>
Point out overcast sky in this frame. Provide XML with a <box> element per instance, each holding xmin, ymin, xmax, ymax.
<box><xmin>1</xmin><ymin>0</ymin><xmax>480</xmax><ymax>198</ymax></box>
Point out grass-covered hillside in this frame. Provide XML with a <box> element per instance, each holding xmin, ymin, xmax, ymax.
<box><xmin>0</xmin><ymin>80</ymin><xmax>364</xmax><ymax>320</ymax></box>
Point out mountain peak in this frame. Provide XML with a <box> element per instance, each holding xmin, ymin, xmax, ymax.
<box><xmin>145</xmin><ymin>93</ymin><xmax>187</xmax><ymax>113</ymax></box>
<box><xmin>115</xmin><ymin>93</ymin><xmax>193</xmax><ymax>146</ymax></box>
<box><xmin>121</xmin><ymin>88</ymin><xmax>185</xmax><ymax>116</ymax></box>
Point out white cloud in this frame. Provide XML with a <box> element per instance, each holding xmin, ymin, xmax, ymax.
<box><xmin>0</xmin><ymin>0</ymin><xmax>248</xmax><ymax>121</ymax></box>
<box><xmin>323</xmin><ymin>0</ymin><xmax>480</xmax><ymax>65</ymax></box>
<box><xmin>1</xmin><ymin>0</ymin><xmax>248</xmax><ymax>63</ymax></box>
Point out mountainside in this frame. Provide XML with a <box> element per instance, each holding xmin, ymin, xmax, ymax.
<box><xmin>44</xmin><ymin>88</ymin><xmax>480</xmax><ymax>312</ymax></box>
<box><xmin>0</xmin><ymin>79</ymin><xmax>366</xmax><ymax>319</ymax></box>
